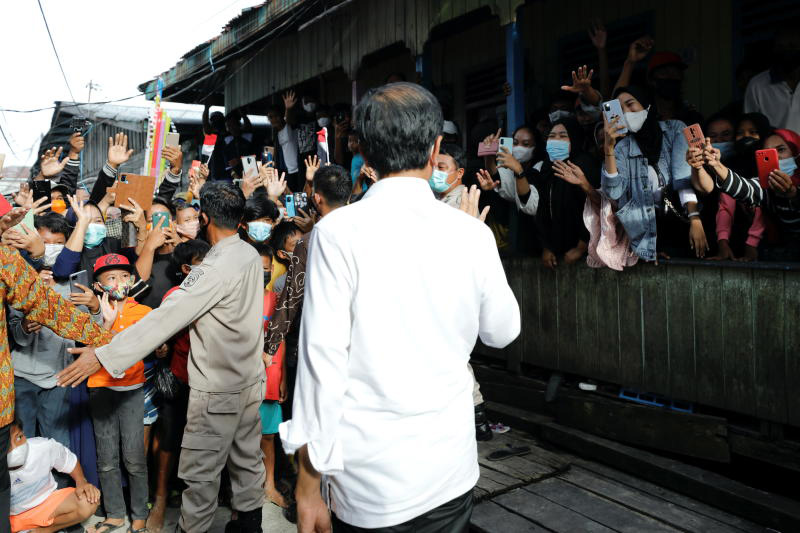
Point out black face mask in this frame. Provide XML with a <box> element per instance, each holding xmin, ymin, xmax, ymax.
<box><xmin>654</xmin><ymin>78</ymin><xmax>683</xmax><ymax>101</ymax></box>
<box><xmin>735</xmin><ymin>136</ymin><xmax>759</xmax><ymax>155</ymax></box>
<box><xmin>263</xmin><ymin>270</ymin><xmax>272</xmax><ymax>287</ymax></box>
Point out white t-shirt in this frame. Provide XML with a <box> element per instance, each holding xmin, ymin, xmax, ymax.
<box><xmin>278</xmin><ymin>124</ymin><xmax>299</xmax><ymax>174</ymax></box>
<box><xmin>9</xmin><ymin>438</ymin><xmax>77</xmax><ymax>515</ymax></box>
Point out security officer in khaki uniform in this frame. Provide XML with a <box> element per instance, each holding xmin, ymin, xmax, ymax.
<box><xmin>59</xmin><ymin>182</ymin><xmax>266</xmax><ymax>533</ymax></box>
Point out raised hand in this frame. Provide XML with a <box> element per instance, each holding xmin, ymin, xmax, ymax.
<box><xmin>768</xmin><ymin>169</ymin><xmax>797</xmax><ymax>198</ymax></box>
<box><xmin>496</xmin><ymin>147</ymin><xmax>523</xmax><ymax>175</ymax></box>
<box><xmin>240</xmin><ymin>168</ymin><xmax>261</xmax><ymax>199</ymax></box>
<box><xmin>267</xmin><ymin>170</ymin><xmax>287</xmax><ymax>199</ymax></box>
<box><xmin>588</xmin><ymin>20</ymin><xmax>607</xmax><ymax>49</ymax></box>
<box><xmin>197</xmin><ymin>163</ymin><xmax>209</xmax><ymax>181</ymax></box>
<box><xmin>291</xmin><ymin>208</ymin><xmax>314</xmax><ymax>234</ymax></box>
<box><xmin>553</xmin><ymin>160</ymin><xmax>589</xmax><ymax>189</ymax></box>
<box><xmin>107</xmin><ymin>133</ymin><xmax>134</xmax><ymax>168</ymax></box>
<box><xmin>99</xmin><ymin>292</ymin><xmax>119</xmax><ymax>327</ymax></box>
<box><xmin>40</xmin><ymin>146</ymin><xmax>69</xmax><ymax>178</ymax></box>
<box><xmin>163</xmin><ymin>146</ymin><xmax>183</xmax><ymax>172</ymax></box>
<box><xmin>482</xmin><ymin>128</ymin><xmax>502</xmax><ymax>151</ymax></box>
<box><xmin>14</xmin><ymin>184</ymin><xmax>33</xmax><ymax>210</ymax></box>
<box><xmin>628</xmin><ymin>35</ymin><xmax>654</xmax><ymax>63</ymax></box>
<box><xmin>67</xmin><ymin>195</ymin><xmax>92</xmax><ymax>225</ymax></box>
<box><xmin>31</xmin><ymin>196</ymin><xmax>52</xmax><ymax>216</ymax></box>
<box><xmin>476</xmin><ymin>169</ymin><xmax>500</xmax><ymax>191</ymax></box>
<box><xmin>603</xmin><ymin>115</ymin><xmax>626</xmax><ymax>152</ymax></box>
<box><xmin>69</xmin><ymin>283</ymin><xmax>100</xmax><ymax>314</ymax></box>
<box><xmin>282</xmin><ymin>90</ymin><xmax>297</xmax><ymax>110</ymax></box>
<box><xmin>0</xmin><ymin>207</ymin><xmax>29</xmax><ymax>237</ymax></box>
<box><xmin>561</xmin><ymin>65</ymin><xmax>594</xmax><ymax>95</ymax></box>
<box><xmin>5</xmin><ymin>223</ymin><xmax>45</xmax><ymax>257</ymax></box>
<box><xmin>305</xmin><ymin>155</ymin><xmax>321</xmax><ymax>183</ymax></box>
<box><xmin>686</xmin><ymin>146</ymin><xmax>705</xmax><ymax>170</ymax></box>
<box><xmin>120</xmin><ymin>197</ymin><xmax>146</xmax><ymax>230</ymax></box>
<box><xmin>459</xmin><ymin>185</ymin><xmax>490</xmax><ymax>222</ymax></box>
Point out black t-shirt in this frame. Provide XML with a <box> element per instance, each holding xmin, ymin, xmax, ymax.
<box><xmin>139</xmin><ymin>253</ymin><xmax>173</xmax><ymax>309</ymax></box>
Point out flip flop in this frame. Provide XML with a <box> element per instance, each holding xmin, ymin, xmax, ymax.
<box><xmin>487</xmin><ymin>446</ymin><xmax>531</xmax><ymax>461</ymax></box>
<box><xmin>88</xmin><ymin>521</ymin><xmax>126</xmax><ymax>533</ymax></box>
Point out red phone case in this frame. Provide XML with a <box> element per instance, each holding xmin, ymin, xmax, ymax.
<box><xmin>0</xmin><ymin>195</ymin><xmax>11</xmax><ymax>218</ymax></box>
<box><xmin>683</xmin><ymin>124</ymin><xmax>705</xmax><ymax>150</ymax></box>
<box><xmin>756</xmin><ymin>148</ymin><xmax>779</xmax><ymax>189</ymax></box>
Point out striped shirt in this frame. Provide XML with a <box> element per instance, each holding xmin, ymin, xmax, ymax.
<box><xmin>715</xmin><ymin>168</ymin><xmax>800</xmax><ymax>233</ymax></box>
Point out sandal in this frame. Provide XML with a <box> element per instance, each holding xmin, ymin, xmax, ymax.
<box><xmin>128</xmin><ymin>528</ymin><xmax>149</xmax><ymax>533</ymax></box>
<box><xmin>487</xmin><ymin>445</ymin><xmax>531</xmax><ymax>461</ymax></box>
<box><xmin>88</xmin><ymin>521</ymin><xmax>126</xmax><ymax>533</ymax></box>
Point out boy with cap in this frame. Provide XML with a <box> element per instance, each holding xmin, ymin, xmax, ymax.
<box><xmin>86</xmin><ymin>253</ymin><xmax>152</xmax><ymax>533</ymax></box>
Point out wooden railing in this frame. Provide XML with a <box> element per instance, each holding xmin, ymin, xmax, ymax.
<box><xmin>474</xmin><ymin>258</ymin><xmax>800</xmax><ymax>427</ymax></box>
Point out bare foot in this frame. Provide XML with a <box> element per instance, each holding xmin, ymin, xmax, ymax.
<box><xmin>266</xmin><ymin>486</ymin><xmax>287</xmax><ymax>508</ymax></box>
<box><xmin>147</xmin><ymin>497</ymin><xmax>167</xmax><ymax>533</ymax></box>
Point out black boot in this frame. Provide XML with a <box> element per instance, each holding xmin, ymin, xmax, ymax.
<box><xmin>475</xmin><ymin>402</ymin><xmax>493</xmax><ymax>441</ymax></box>
<box><xmin>237</xmin><ymin>507</ymin><xmax>263</xmax><ymax>533</ymax></box>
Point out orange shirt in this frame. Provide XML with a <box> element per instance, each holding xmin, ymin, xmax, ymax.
<box><xmin>88</xmin><ymin>299</ymin><xmax>152</xmax><ymax>388</ymax></box>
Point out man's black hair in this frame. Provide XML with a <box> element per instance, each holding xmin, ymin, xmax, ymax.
<box><xmin>253</xmin><ymin>242</ymin><xmax>274</xmax><ymax>261</ymax></box>
<box><xmin>353</xmin><ymin>82</ymin><xmax>443</xmax><ymax>177</ymax></box>
<box><xmin>199</xmin><ymin>182</ymin><xmax>245</xmax><ymax>230</ymax></box>
<box><xmin>151</xmin><ymin>196</ymin><xmax>176</xmax><ymax>217</ymax></box>
<box><xmin>243</xmin><ymin>191</ymin><xmax>280</xmax><ymax>223</ymax></box>
<box><xmin>169</xmin><ymin>239</ymin><xmax>211</xmax><ymax>285</ymax></box>
<box><xmin>385</xmin><ymin>72</ymin><xmax>407</xmax><ymax>83</ymax></box>
<box><xmin>271</xmin><ymin>221</ymin><xmax>301</xmax><ymax>253</ymax></box>
<box><xmin>439</xmin><ymin>143</ymin><xmax>466</xmax><ymax>170</ymax></box>
<box><xmin>313</xmin><ymin>164</ymin><xmax>352</xmax><ymax>208</ymax></box>
<box><xmin>34</xmin><ymin>212</ymin><xmax>72</xmax><ymax>238</ymax></box>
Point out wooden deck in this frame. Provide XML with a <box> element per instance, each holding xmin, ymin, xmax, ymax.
<box><xmin>471</xmin><ymin>429</ymin><xmax>769</xmax><ymax>532</ymax></box>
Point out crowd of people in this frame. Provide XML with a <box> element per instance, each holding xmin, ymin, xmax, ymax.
<box><xmin>0</xmin><ymin>18</ymin><xmax>797</xmax><ymax>533</ymax></box>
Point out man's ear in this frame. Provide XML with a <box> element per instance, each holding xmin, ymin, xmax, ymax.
<box><xmin>181</xmin><ymin>264</ymin><xmax>192</xmax><ymax>276</ymax></box>
<box><xmin>456</xmin><ymin>168</ymin><xmax>465</xmax><ymax>181</ymax></box>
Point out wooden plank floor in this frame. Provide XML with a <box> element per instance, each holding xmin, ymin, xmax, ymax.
<box><xmin>472</xmin><ymin>429</ymin><xmax>768</xmax><ymax>533</ymax></box>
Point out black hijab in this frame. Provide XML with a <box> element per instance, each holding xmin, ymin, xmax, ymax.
<box><xmin>614</xmin><ymin>86</ymin><xmax>663</xmax><ymax>167</ymax></box>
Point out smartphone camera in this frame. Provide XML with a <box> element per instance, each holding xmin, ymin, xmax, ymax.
<box><xmin>70</xmin><ymin>116</ymin><xmax>88</xmax><ymax>134</ymax></box>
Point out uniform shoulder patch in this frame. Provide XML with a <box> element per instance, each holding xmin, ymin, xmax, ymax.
<box><xmin>182</xmin><ymin>267</ymin><xmax>205</xmax><ymax>288</ymax></box>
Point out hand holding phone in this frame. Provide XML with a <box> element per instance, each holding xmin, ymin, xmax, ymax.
<box><xmin>284</xmin><ymin>193</ymin><xmax>296</xmax><ymax>218</ymax></box>
<box><xmin>498</xmin><ymin>137</ymin><xmax>513</xmax><ymax>154</ymax></box>
<box><xmin>602</xmin><ymin>100</ymin><xmax>628</xmax><ymax>135</ymax></box>
<box><xmin>756</xmin><ymin>149</ymin><xmax>780</xmax><ymax>190</ymax></box>
<box><xmin>69</xmin><ymin>270</ymin><xmax>90</xmax><ymax>296</ymax></box>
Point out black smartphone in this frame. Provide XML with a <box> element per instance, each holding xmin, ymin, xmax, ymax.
<box><xmin>70</xmin><ymin>116</ymin><xmax>88</xmax><ymax>134</ymax></box>
<box><xmin>32</xmin><ymin>181</ymin><xmax>51</xmax><ymax>203</ymax></box>
<box><xmin>69</xmin><ymin>270</ymin><xmax>89</xmax><ymax>295</ymax></box>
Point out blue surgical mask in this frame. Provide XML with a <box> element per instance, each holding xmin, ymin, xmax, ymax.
<box><xmin>247</xmin><ymin>221</ymin><xmax>272</xmax><ymax>243</ymax></box>
<box><xmin>712</xmin><ymin>141</ymin><xmax>735</xmax><ymax>161</ymax></box>
<box><xmin>84</xmin><ymin>223</ymin><xmax>107</xmax><ymax>249</ymax></box>
<box><xmin>546</xmin><ymin>139</ymin><xmax>570</xmax><ymax>161</ymax></box>
<box><xmin>779</xmin><ymin>156</ymin><xmax>798</xmax><ymax>176</ymax></box>
<box><xmin>429</xmin><ymin>169</ymin><xmax>451</xmax><ymax>193</ymax></box>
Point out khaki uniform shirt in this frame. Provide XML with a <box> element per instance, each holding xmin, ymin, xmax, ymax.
<box><xmin>96</xmin><ymin>234</ymin><xmax>264</xmax><ymax>393</ymax></box>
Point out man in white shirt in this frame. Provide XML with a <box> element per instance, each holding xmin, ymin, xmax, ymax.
<box><xmin>744</xmin><ymin>27</ymin><xmax>800</xmax><ymax>133</ymax></box>
<box><xmin>268</xmin><ymin>104</ymin><xmax>301</xmax><ymax>190</ymax></box>
<box><xmin>280</xmin><ymin>82</ymin><xmax>521</xmax><ymax>532</ymax></box>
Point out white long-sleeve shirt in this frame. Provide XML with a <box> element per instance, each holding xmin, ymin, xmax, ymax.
<box><xmin>280</xmin><ymin>176</ymin><xmax>520</xmax><ymax>528</ymax></box>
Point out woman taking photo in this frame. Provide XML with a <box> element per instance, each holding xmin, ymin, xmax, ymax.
<box><xmin>602</xmin><ymin>86</ymin><xmax>707</xmax><ymax>261</ymax></box>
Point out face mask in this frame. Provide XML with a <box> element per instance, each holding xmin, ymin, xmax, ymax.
<box><xmin>712</xmin><ymin>142</ymin><xmax>735</xmax><ymax>161</ymax></box>
<box><xmin>263</xmin><ymin>270</ymin><xmax>272</xmax><ymax>287</ymax></box>
<box><xmin>654</xmin><ymin>78</ymin><xmax>683</xmax><ymax>100</ymax></box>
<box><xmin>100</xmin><ymin>278</ymin><xmax>134</xmax><ymax>301</ymax></box>
<box><xmin>303</xmin><ymin>102</ymin><xmax>317</xmax><ymax>113</ymax></box>
<box><xmin>84</xmin><ymin>223</ymin><xmax>107</xmax><ymax>249</ymax></box>
<box><xmin>779</xmin><ymin>156</ymin><xmax>798</xmax><ymax>176</ymax></box>
<box><xmin>7</xmin><ymin>442</ymin><xmax>29</xmax><ymax>469</ymax></box>
<box><xmin>429</xmin><ymin>169</ymin><xmax>451</xmax><ymax>193</ymax></box>
<box><xmin>549</xmin><ymin>110</ymin><xmax>573</xmax><ymax>124</ymax></box>
<box><xmin>624</xmin><ymin>107</ymin><xmax>649</xmax><ymax>133</ymax></box>
<box><xmin>546</xmin><ymin>140</ymin><xmax>570</xmax><ymax>161</ymax></box>
<box><xmin>735</xmin><ymin>136</ymin><xmax>759</xmax><ymax>155</ymax></box>
<box><xmin>512</xmin><ymin>146</ymin><xmax>534</xmax><ymax>163</ymax></box>
<box><xmin>43</xmin><ymin>243</ymin><xmax>64</xmax><ymax>267</ymax></box>
<box><xmin>176</xmin><ymin>220</ymin><xmax>200</xmax><ymax>239</ymax></box>
<box><xmin>317</xmin><ymin>117</ymin><xmax>330</xmax><ymax>128</ymax></box>
<box><xmin>51</xmin><ymin>199</ymin><xmax>67</xmax><ymax>214</ymax></box>
<box><xmin>247</xmin><ymin>221</ymin><xmax>272</xmax><ymax>243</ymax></box>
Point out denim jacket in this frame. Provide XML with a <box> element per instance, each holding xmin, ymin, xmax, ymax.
<box><xmin>601</xmin><ymin>120</ymin><xmax>692</xmax><ymax>261</ymax></box>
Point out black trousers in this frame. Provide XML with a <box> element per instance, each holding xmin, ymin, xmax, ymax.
<box><xmin>0</xmin><ymin>424</ymin><xmax>10</xmax><ymax>533</ymax></box>
<box><xmin>332</xmin><ymin>489</ymin><xmax>473</xmax><ymax>533</ymax></box>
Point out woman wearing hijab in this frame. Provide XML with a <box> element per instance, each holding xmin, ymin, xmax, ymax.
<box><xmin>528</xmin><ymin>118</ymin><xmax>599</xmax><ymax>267</ymax></box>
<box><xmin>602</xmin><ymin>86</ymin><xmax>708</xmax><ymax>260</ymax></box>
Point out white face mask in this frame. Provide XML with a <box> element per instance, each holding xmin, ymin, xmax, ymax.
<box><xmin>624</xmin><ymin>107</ymin><xmax>650</xmax><ymax>133</ymax></box>
<box><xmin>43</xmin><ymin>243</ymin><xmax>64</xmax><ymax>267</ymax></box>
<box><xmin>512</xmin><ymin>146</ymin><xmax>534</xmax><ymax>163</ymax></box>
<box><xmin>317</xmin><ymin>117</ymin><xmax>331</xmax><ymax>128</ymax></box>
<box><xmin>303</xmin><ymin>102</ymin><xmax>317</xmax><ymax>113</ymax></box>
<box><xmin>7</xmin><ymin>442</ymin><xmax>29</xmax><ymax>469</ymax></box>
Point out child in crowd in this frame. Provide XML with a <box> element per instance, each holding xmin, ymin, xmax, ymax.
<box><xmin>7</xmin><ymin>417</ymin><xmax>100</xmax><ymax>533</ymax></box>
<box><xmin>86</xmin><ymin>254</ymin><xmax>152</xmax><ymax>533</ymax></box>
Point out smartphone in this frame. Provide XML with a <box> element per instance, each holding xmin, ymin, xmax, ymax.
<box><xmin>294</xmin><ymin>192</ymin><xmax>308</xmax><ymax>212</ymax></box>
<box><xmin>165</xmin><ymin>132</ymin><xmax>180</xmax><ymax>148</ymax></box>
<box><xmin>478</xmin><ymin>140</ymin><xmax>499</xmax><ymax>157</ymax></box>
<box><xmin>683</xmin><ymin>124</ymin><xmax>705</xmax><ymax>150</ymax></box>
<box><xmin>241</xmin><ymin>155</ymin><xmax>258</xmax><ymax>177</ymax></box>
<box><xmin>152</xmin><ymin>211</ymin><xmax>170</xmax><ymax>229</ymax></box>
<box><xmin>602</xmin><ymin>100</ymin><xmax>628</xmax><ymax>135</ymax></box>
<box><xmin>756</xmin><ymin>148</ymin><xmax>780</xmax><ymax>189</ymax></box>
<box><xmin>32</xmin><ymin>180</ymin><xmax>51</xmax><ymax>203</ymax></box>
<box><xmin>69</xmin><ymin>270</ymin><xmax>89</xmax><ymax>295</ymax></box>
<box><xmin>0</xmin><ymin>195</ymin><xmax>11</xmax><ymax>218</ymax></box>
<box><xmin>70</xmin><ymin>116</ymin><xmax>88</xmax><ymax>134</ymax></box>
<box><xmin>498</xmin><ymin>137</ymin><xmax>513</xmax><ymax>154</ymax></box>
<box><xmin>284</xmin><ymin>193</ymin><xmax>296</xmax><ymax>218</ymax></box>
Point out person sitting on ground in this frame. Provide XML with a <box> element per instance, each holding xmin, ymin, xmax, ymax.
<box><xmin>7</xmin><ymin>417</ymin><xmax>100</xmax><ymax>533</ymax></box>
